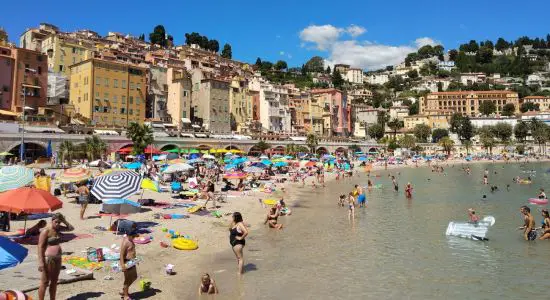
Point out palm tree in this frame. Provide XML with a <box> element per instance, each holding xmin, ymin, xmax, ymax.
<box><xmin>306</xmin><ymin>133</ymin><xmax>318</xmax><ymax>153</ymax></box>
<box><xmin>438</xmin><ymin>136</ymin><xmax>455</xmax><ymax>156</ymax></box>
<box><xmin>462</xmin><ymin>140</ymin><xmax>473</xmax><ymax>155</ymax></box>
<box><xmin>387</xmin><ymin>118</ymin><xmax>403</xmax><ymax>139</ymax></box>
<box><xmin>126</xmin><ymin>122</ymin><xmax>154</xmax><ymax>155</ymax></box>
<box><xmin>285</xmin><ymin>143</ymin><xmax>295</xmax><ymax>155</ymax></box>
<box><xmin>59</xmin><ymin>141</ymin><xmax>75</xmax><ymax>167</ymax></box>
<box><xmin>84</xmin><ymin>135</ymin><xmax>107</xmax><ymax>161</ymax></box>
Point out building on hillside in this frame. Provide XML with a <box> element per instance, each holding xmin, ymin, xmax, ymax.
<box><xmin>389</xmin><ymin>106</ymin><xmax>409</xmax><ymax>121</ymax></box>
<box><xmin>311</xmin><ymin>88</ymin><xmax>351</xmax><ymax>136</ymax></box>
<box><xmin>437</xmin><ymin>61</ymin><xmax>455</xmax><ymax>72</ymax></box>
<box><xmin>229</xmin><ymin>77</ymin><xmax>250</xmax><ymax>133</ymax></box>
<box><xmin>41</xmin><ymin>33</ymin><xmax>94</xmax><ymax>75</ymax></box>
<box><xmin>346</xmin><ymin>68</ymin><xmax>364</xmax><ymax>84</ymax></box>
<box><xmin>288</xmin><ymin>87</ymin><xmax>310</xmax><ymax>134</ymax></box>
<box><xmin>522</xmin><ymin>95</ymin><xmax>550</xmax><ymax>111</ymax></box>
<box><xmin>312</xmin><ymin>75</ymin><xmax>332</xmax><ymax>87</ymax></box>
<box><xmin>249</xmin><ymin>76</ymin><xmax>291</xmax><ymax>133</ymax></box>
<box><xmin>19</xmin><ymin>23</ymin><xmax>59</xmax><ymax>51</ymax></box>
<box><xmin>147</xmin><ymin>66</ymin><xmax>170</xmax><ymax>123</ymax></box>
<box><xmin>526</xmin><ymin>74</ymin><xmax>543</xmax><ymax>86</ymax></box>
<box><xmin>470</xmin><ymin>117</ymin><xmax>518</xmax><ymax>128</ymax></box>
<box><xmin>69</xmin><ymin>58</ymin><xmax>147</xmax><ymax>126</ymax></box>
<box><xmin>403</xmin><ymin>115</ymin><xmax>429</xmax><ymax>130</ymax></box>
<box><xmin>365</xmin><ymin>73</ymin><xmax>389</xmax><ymax>85</ymax></box>
<box><xmin>352</xmin><ymin>105</ymin><xmax>383</xmax><ymax>138</ymax></box>
<box><xmin>197</xmin><ymin>78</ymin><xmax>230</xmax><ymax>134</ymax></box>
<box><xmin>460</xmin><ymin>73</ymin><xmax>487</xmax><ymax>86</ymax></box>
<box><xmin>167</xmin><ymin>68</ymin><xmax>192</xmax><ymax>130</ymax></box>
<box><xmin>47</xmin><ymin>71</ymin><xmax>68</xmax><ymax>105</ymax></box>
<box><xmin>348</xmin><ymin>88</ymin><xmax>373</xmax><ymax>101</ymax></box>
<box><xmin>334</xmin><ymin>64</ymin><xmax>350</xmax><ymax>74</ymax></box>
<box><xmin>419</xmin><ymin>91</ymin><xmax>520</xmax><ymax>117</ymax></box>
<box><xmin>0</xmin><ymin>45</ymin><xmax>48</xmax><ymax>114</ymax></box>
<box><xmin>308</xmin><ymin>93</ymin><xmax>324</xmax><ymax>135</ymax></box>
<box><xmin>0</xmin><ymin>28</ymin><xmax>8</xmax><ymax>45</ymax></box>
<box><xmin>520</xmin><ymin>111</ymin><xmax>550</xmax><ymax>125</ymax></box>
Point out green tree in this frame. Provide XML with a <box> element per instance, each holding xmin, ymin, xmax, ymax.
<box><xmin>84</xmin><ymin>135</ymin><xmax>107</xmax><ymax>161</ymax></box>
<box><xmin>478</xmin><ymin>125</ymin><xmax>496</xmax><ymax>154</ymax></box>
<box><xmin>495</xmin><ymin>38</ymin><xmax>510</xmax><ymax>51</ymax></box>
<box><xmin>431</xmin><ymin>128</ymin><xmax>449</xmax><ymax>143</ymax></box>
<box><xmin>413</xmin><ymin>124</ymin><xmax>431</xmax><ymax>143</ymax></box>
<box><xmin>126</xmin><ymin>122</ymin><xmax>154</xmax><ymax>155</ymax></box>
<box><xmin>493</xmin><ymin>122</ymin><xmax>513</xmax><ymax>143</ymax></box>
<box><xmin>59</xmin><ymin>141</ymin><xmax>75</xmax><ymax>167</ymax></box>
<box><xmin>149</xmin><ymin>25</ymin><xmax>167</xmax><ymax>47</ymax></box>
<box><xmin>408</xmin><ymin>102</ymin><xmax>419</xmax><ymax>115</ymax></box>
<box><xmin>438</xmin><ymin>137</ymin><xmax>455</xmax><ymax>156</ymax></box>
<box><xmin>377</xmin><ymin>111</ymin><xmax>389</xmax><ymax>126</ymax></box>
<box><xmin>255</xmin><ymin>57</ymin><xmax>262</xmax><ymax>68</ymax></box>
<box><xmin>305</xmin><ymin>56</ymin><xmax>324</xmax><ymax>73</ymax></box>
<box><xmin>502</xmin><ymin>103</ymin><xmax>516</xmax><ymax>116</ymax></box>
<box><xmin>274</xmin><ymin>60</ymin><xmax>288</xmax><ymax>71</ymax></box>
<box><xmin>306</xmin><ymin>133</ymin><xmax>319</xmax><ymax>153</ymax></box>
<box><xmin>221</xmin><ymin>43</ymin><xmax>232</xmax><ymax>59</ymax></box>
<box><xmin>348</xmin><ymin>144</ymin><xmax>361</xmax><ymax>153</ymax></box>
<box><xmin>332</xmin><ymin>70</ymin><xmax>345</xmax><ymax>88</ymax></box>
<box><xmin>285</xmin><ymin>144</ymin><xmax>295</xmax><ymax>154</ymax></box>
<box><xmin>255</xmin><ymin>141</ymin><xmax>271</xmax><ymax>154</ymax></box>
<box><xmin>463</xmin><ymin>140</ymin><xmax>473</xmax><ymax>155</ymax></box>
<box><xmin>367</xmin><ymin>123</ymin><xmax>385</xmax><ymax>140</ymax></box>
<box><xmin>449</xmin><ymin>49</ymin><xmax>459</xmax><ymax>61</ymax></box>
<box><xmin>514</xmin><ymin>121</ymin><xmax>529</xmax><ymax>143</ymax></box>
<box><xmin>387</xmin><ymin>118</ymin><xmax>403</xmax><ymax>139</ymax></box>
<box><xmin>138</xmin><ymin>34</ymin><xmax>145</xmax><ymax>41</ymax></box>
<box><xmin>520</xmin><ymin>102</ymin><xmax>540</xmax><ymax>113</ymax></box>
<box><xmin>295</xmin><ymin>145</ymin><xmax>309</xmax><ymax>153</ymax></box>
<box><xmin>531</xmin><ymin>123</ymin><xmax>548</xmax><ymax>154</ymax></box>
<box><xmin>399</xmin><ymin>135</ymin><xmax>416</xmax><ymax>149</ymax></box>
<box><xmin>479</xmin><ymin>101</ymin><xmax>497</xmax><ymax>116</ymax></box>
<box><xmin>208</xmin><ymin>39</ymin><xmax>220</xmax><ymax>52</ymax></box>
<box><xmin>326</xmin><ymin>66</ymin><xmax>331</xmax><ymax>74</ymax></box>
<box><xmin>450</xmin><ymin>113</ymin><xmax>474</xmax><ymax>141</ymax></box>
<box><xmin>407</xmin><ymin>69</ymin><xmax>419</xmax><ymax>79</ymax></box>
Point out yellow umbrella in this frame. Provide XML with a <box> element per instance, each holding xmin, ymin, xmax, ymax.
<box><xmin>229</xmin><ymin>149</ymin><xmax>243</xmax><ymax>154</ymax></box>
<box><xmin>99</xmin><ymin>168</ymin><xmax>126</xmax><ymax>176</ymax></box>
<box><xmin>141</xmin><ymin>178</ymin><xmax>159</xmax><ymax>192</ymax></box>
<box><xmin>209</xmin><ymin>149</ymin><xmax>217</xmax><ymax>154</ymax></box>
<box><xmin>216</xmin><ymin>149</ymin><xmax>228</xmax><ymax>153</ymax></box>
<box><xmin>168</xmin><ymin>158</ymin><xmax>186</xmax><ymax>165</ymax></box>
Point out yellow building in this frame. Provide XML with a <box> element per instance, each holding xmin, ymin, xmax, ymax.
<box><xmin>403</xmin><ymin>115</ymin><xmax>429</xmax><ymax>130</ymax></box>
<box><xmin>309</xmin><ymin>94</ymin><xmax>324</xmax><ymax>135</ymax></box>
<box><xmin>229</xmin><ymin>77</ymin><xmax>250</xmax><ymax>133</ymax></box>
<box><xmin>522</xmin><ymin>96</ymin><xmax>550</xmax><ymax>111</ymax></box>
<box><xmin>404</xmin><ymin>114</ymin><xmax>449</xmax><ymax>130</ymax></box>
<box><xmin>41</xmin><ymin>34</ymin><xmax>94</xmax><ymax>75</ymax></box>
<box><xmin>69</xmin><ymin>58</ymin><xmax>146</xmax><ymax>126</ymax></box>
<box><xmin>420</xmin><ymin>91</ymin><xmax>519</xmax><ymax>117</ymax></box>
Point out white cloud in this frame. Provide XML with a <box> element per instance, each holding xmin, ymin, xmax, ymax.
<box><xmin>346</xmin><ymin>25</ymin><xmax>366</xmax><ymax>37</ymax></box>
<box><xmin>299</xmin><ymin>24</ymin><xmax>441</xmax><ymax>70</ymax></box>
<box><xmin>279</xmin><ymin>51</ymin><xmax>285</xmax><ymax>55</ymax></box>
<box><xmin>299</xmin><ymin>25</ymin><xmax>343</xmax><ymax>50</ymax></box>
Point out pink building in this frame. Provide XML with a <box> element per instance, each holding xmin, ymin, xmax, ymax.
<box><xmin>0</xmin><ymin>47</ymin><xmax>14</xmax><ymax>111</ymax></box>
<box><xmin>311</xmin><ymin>88</ymin><xmax>351</xmax><ymax>136</ymax></box>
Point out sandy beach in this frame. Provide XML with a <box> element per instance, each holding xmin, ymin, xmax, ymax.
<box><xmin>5</xmin><ymin>156</ymin><xmax>546</xmax><ymax>299</ymax></box>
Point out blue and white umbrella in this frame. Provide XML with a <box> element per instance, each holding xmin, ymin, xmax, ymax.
<box><xmin>0</xmin><ymin>166</ymin><xmax>34</xmax><ymax>192</ymax></box>
<box><xmin>92</xmin><ymin>171</ymin><xmax>142</xmax><ymax>200</ymax></box>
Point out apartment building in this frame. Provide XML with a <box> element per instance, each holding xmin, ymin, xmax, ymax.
<box><xmin>147</xmin><ymin>66</ymin><xmax>170</xmax><ymax>122</ymax></box>
<box><xmin>19</xmin><ymin>23</ymin><xmax>58</xmax><ymax>51</ymax></box>
<box><xmin>41</xmin><ymin>33</ymin><xmax>94</xmax><ymax>75</ymax></box>
<box><xmin>197</xmin><ymin>78</ymin><xmax>231</xmax><ymax>134</ymax></box>
<box><xmin>250</xmin><ymin>76</ymin><xmax>291</xmax><ymax>133</ymax></box>
<box><xmin>69</xmin><ymin>58</ymin><xmax>146</xmax><ymax>126</ymax></box>
<box><xmin>346</xmin><ymin>68</ymin><xmax>364</xmax><ymax>85</ymax></box>
<box><xmin>522</xmin><ymin>96</ymin><xmax>550</xmax><ymax>111</ymax></box>
<box><xmin>167</xmin><ymin>68</ymin><xmax>192</xmax><ymax>129</ymax></box>
<box><xmin>419</xmin><ymin>91</ymin><xmax>520</xmax><ymax>117</ymax></box>
<box><xmin>403</xmin><ymin>114</ymin><xmax>450</xmax><ymax>130</ymax></box>
<box><xmin>229</xmin><ymin>77</ymin><xmax>250</xmax><ymax>133</ymax></box>
<box><xmin>311</xmin><ymin>88</ymin><xmax>351</xmax><ymax>136</ymax></box>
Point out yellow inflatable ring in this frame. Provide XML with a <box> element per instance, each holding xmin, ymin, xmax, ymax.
<box><xmin>263</xmin><ymin>199</ymin><xmax>278</xmax><ymax>206</ymax></box>
<box><xmin>172</xmin><ymin>238</ymin><xmax>198</xmax><ymax>250</ymax></box>
<box><xmin>187</xmin><ymin>206</ymin><xmax>202</xmax><ymax>213</ymax></box>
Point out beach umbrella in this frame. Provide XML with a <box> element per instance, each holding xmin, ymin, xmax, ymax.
<box><xmin>168</xmin><ymin>158</ymin><xmax>186</xmax><ymax>165</ymax></box>
<box><xmin>203</xmin><ymin>154</ymin><xmax>216</xmax><ymax>160</ymax></box>
<box><xmin>0</xmin><ymin>152</ymin><xmax>13</xmax><ymax>156</ymax></box>
<box><xmin>187</xmin><ymin>158</ymin><xmax>203</xmax><ymax>165</ymax></box>
<box><xmin>0</xmin><ymin>236</ymin><xmax>28</xmax><ymax>271</ymax></box>
<box><xmin>259</xmin><ymin>155</ymin><xmax>269</xmax><ymax>160</ymax></box>
<box><xmin>163</xmin><ymin>163</ymin><xmax>194</xmax><ymax>173</ymax></box>
<box><xmin>166</xmin><ymin>153</ymin><xmax>179</xmax><ymax>160</ymax></box>
<box><xmin>91</xmin><ymin>171</ymin><xmax>142</xmax><ymax>200</ymax></box>
<box><xmin>223</xmin><ymin>172</ymin><xmax>247</xmax><ymax>180</ymax></box>
<box><xmin>305</xmin><ymin>161</ymin><xmax>316</xmax><ymax>167</ymax></box>
<box><xmin>216</xmin><ymin>149</ymin><xmax>228</xmax><ymax>154</ymax></box>
<box><xmin>250</xmin><ymin>162</ymin><xmax>268</xmax><ymax>169</ymax></box>
<box><xmin>141</xmin><ymin>178</ymin><xmax>160</xmax><ymax>192</ymax></box>
<box><xmin>224</xmin><ymin>164</ymin><xmax>238</xmax><ymax>171</ymax></box>
<box><xmin>274</xmin><ymin>161</ymin><xmax>288</xmax><ymax>167</ymax></box>
<box><xmin>243</xmin><ymin>166</ymin><xmax>264</xmax><ymax>174</ymax></box>
<box><xmin>272</xmin><ymin>154</ymin><xmax>283</xmax><ymax>159</ymax></box>
<box><xmin>231</xmin><ymin>157</ymin><xmax>247</xmax><ymax>165</ymax></box>
<box><xmin>102</xmin><ymin>199</ymin><xmax>141</xmax><ymax>215</ymax></box>
<box><xmin>284</xmin><ymin>155</ymin><xmax>293</xmax><ymax>159</ymax></box>
<box><xmin>124</xmin><ymin>162</ymin><xmax>142</xmax><ymax>170</ymax></box>
<box><xmin>0</xmin><ymin>187</ymin><xmax>62</xmax><ymax>214</ymax></box>
<box><xmin>229</xmin><ymin>149</ymin><xmax>243</xmax><ymax>154</ymax></box>
<box><xmin>261</xmin><ymin>159</ymin><xmax>272</xmax><ymax>166</ymax></box>
<box><xmin>0</xmin><ymin>166</ymin><xmax>34</xmax><ymax>192</ymax></box>
<box><xmin>56</xmin><ymin>168</ymin><xmax>92</xmax><ymax>183</ymax></box>
<box><xmin>46</xmin><ymin>140</ymin><xmax>52</xmax><ymax>157</ymax></box>
<box><xmin>189</xmin><ymin>149</ymin><xmax>200</xmax><ymax>154</ymax></box>
<box><xmin>117</xmin><ymin>146</ymin><xmax>133</xmax><ymax>154</ymax></box>
<box><xmin>152</xmin><ymin>155</ymin><xmax>167</xmax><ymax>161</ymax></box>
<box><xmin>322</xmin><ymin>154</ymin><xmax>335</xmax><ymax>160</ymax></box>
<box><xmin>165</xmin><ymin>148</ymin><xmax>180</xmax><ymax>153</ymax></box>
<box><xmin>358</xmin><ymin>156</ymin><xmax>368</xmax><ymax>161</ymax></box>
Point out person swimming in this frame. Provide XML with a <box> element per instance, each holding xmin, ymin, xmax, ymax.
<box><xmin>468</xmin><ymin>208</ymin><xmax>479</xmax><ymax>223</ymax></box>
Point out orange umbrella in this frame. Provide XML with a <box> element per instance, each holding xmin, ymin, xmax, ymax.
<box><xmin>0</xmin><ymin>187</ymin><xmax>63</xmax><ymax>214</ymax></box>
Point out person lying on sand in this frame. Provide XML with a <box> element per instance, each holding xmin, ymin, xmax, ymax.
<box><xmin>199</xmin><ymin>273</ymin><xmax>218</xmax><ymax>295</ymax></box>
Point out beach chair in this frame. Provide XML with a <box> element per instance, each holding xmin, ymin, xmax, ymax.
<box><xmin>170</xmin><ymin>181</ymin><xmax>182</xmax><ymax>194</ymax></box>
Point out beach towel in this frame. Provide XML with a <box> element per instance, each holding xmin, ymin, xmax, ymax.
<box><xmin>15</xmin><ymin>233</ymin><xmax>93</xmax><ymax>245</ymax></box>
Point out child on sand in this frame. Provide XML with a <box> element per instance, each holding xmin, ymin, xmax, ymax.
<box><xmin>198</xmin><ymin>273</ymin><xmax>218</xmax><ymax>295</ymax></box>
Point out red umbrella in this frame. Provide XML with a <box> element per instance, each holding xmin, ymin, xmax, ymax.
<box><xmin>0</xmin><ymin>187</ymin><xmax>63</xmax><ymax>214</ymax></box>
<box><xmin>117</xmin><ymin>147</ymin><xmax>133</xmax><ymax>154</ymax></box>
<box><xmin>305</xmin><ymin>161</ymin><xmax>316</xmax><ymax>167</ymax></box>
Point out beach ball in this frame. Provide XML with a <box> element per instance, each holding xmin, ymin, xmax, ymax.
<box><xmin>161</xmin><ymin>228</ymin><xmax>167</xmax><ymax>232</ymax></box>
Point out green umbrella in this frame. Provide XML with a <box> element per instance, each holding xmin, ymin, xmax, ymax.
<box><xmin>189</xmin><ymin>149</ymin><xmax>200</xmax><ymax>154</ymax></box>
<box><xmin>166</xmin><ymin>149</ymin><xmax>180</xmax><ymax>153</ymax></box>
<box><xmin>0</xmin><ymin>166</ymin><xmax>34</xmax><ymax>192</ymax></box>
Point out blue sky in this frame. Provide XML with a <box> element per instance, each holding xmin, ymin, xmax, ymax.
<box><xmin>3</xmin><ymin>0</ymin><xmax>550</xmax><ymax>70</ymax></box>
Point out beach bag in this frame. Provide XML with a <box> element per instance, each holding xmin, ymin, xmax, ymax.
<box><xmin>86</xmin><ymin>248</ymin><xmax>104</xmax><ymax>262</ymax></box>
<box><xmin>54</xmin><ymin>188</ymin><xmax>61</xmax><ymax>196</ymax></box>
<box><xmin>139</xmin><ymin>279</ymin><xmax>151</xmax><ymax>291</ymax></box>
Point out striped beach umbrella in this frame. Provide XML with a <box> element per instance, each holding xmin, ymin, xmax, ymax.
<box><xmin>223</xmin><ymin>172</ymin><xmax>247</xmax><ymax>180</ymax></box>
<box><xmin>0</xmin><ymin>166</ymin><xmax>34</xmax><ymax>192</ymax></box>
<box><xmin>56</xmin><ymin>168</ymin><xmax>92</xmax><ymax>183</ymax></box>
<box><xmin>243</xmin><ymin>166</ymin><xmax>264</xmax><ymax>174</ymax></box>
<box><xmin>92</xmin><ymin>171</ymin><xmax>142</xmax><ymax>200</ymax></box>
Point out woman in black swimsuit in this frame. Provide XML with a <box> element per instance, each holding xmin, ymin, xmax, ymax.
<box><xmin>229</xmin><ymin>212</ymin><xmax>248</xmax><ymax>274</ymax></box>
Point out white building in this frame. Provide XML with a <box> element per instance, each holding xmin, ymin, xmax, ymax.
<box><xmin>249</xmin><ymin>76</ymin><xmax>291</xmax><ymax>133</ymax></box>
<box><xmin>365</xmin><ymin>73</ymin><xmax>389</xmax><ymax>85</ymax></box>
<box><xmin>47</xmin><ymin>71</ymin><xmax>68</xmax><ymax>105</ymax></box>
<box><xmin>460</xmin><ymin>73</ymin><xmax>487</xmax><ymax>86</ymax></box>
<box><xmin>470</xmin><ymin>117</ymin><xmax>518</xmax><ymax>128</ymax></box>
<box><xmin>389</xmin><ymin>106</ymin><xmax>409</xmax><ymax>121</ymax></box>
<box><xmin>437</xmin><ymin>61</ymin><xmax>455</xmax><ymax>72</ymax></box>
<box><xmin>526</xmin><ymin>74</ymin><xmax>543</xmax><ymax>86</ymax></box>
<box><xmin>346</xmin><ymin>68</ymin><xmax>364</xmax><ymax>85</ymax></box>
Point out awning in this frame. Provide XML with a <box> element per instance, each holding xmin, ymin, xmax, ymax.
<box><xmin>94</xmin><ymin>129</ymin><xmax>119</xmax><ymax>135</ymax></box>
<box><xmin>0</xmin><ymin>109</ymin><xmax>18</xmax><ymax>117</ymax></box>
<box><xmin>70</xmin><ymin>118</ymin><xmax>84</xmax><ymax>125</ymax></box>
<box><xmin>151</xmin><ymin>123</ymin><xmax>165</xmax><ymax>128</ymax></box>
<box><xmin>153</xmin><ymin>131</ymin><xmax>169</xmax><ymax>137</ymax></box>
<box><xmin>24</xmin><ymin>126</ymin><xmax>65</xmax><ymax>133</ymax></box>
<box><xmin>195</xmin><ymin>133</ymin><xmax>207</xmax><ymax>138</ymax></box>
<box><xmin>191</xmin><ymin>124</ymin><xmax>201</xmax><ymax>128</ymax></box>
<box><xmin>181</xmin><ymin>118</ymin><xmax>191</xmax><ymax>123</ymax></box>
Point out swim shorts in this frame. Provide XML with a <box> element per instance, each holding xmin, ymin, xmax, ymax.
<box><xmin>358</xmin><ymin>194</ymin><xmax>366</xmax><ymax>203</ymax></box>
<box><xmin>528</xmin><ymin>230</ymin><xmax>537</xmax><ymax>241</ymax></box>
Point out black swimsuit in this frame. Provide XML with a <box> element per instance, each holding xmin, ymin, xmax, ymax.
<box><xmin>230</xmin><ymin>226</ymin><xmax>245</xmax><ymax>247</ymax></box>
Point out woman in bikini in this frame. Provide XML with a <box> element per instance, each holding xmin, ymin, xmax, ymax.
<box><xmin>120</xmin><ymin>229</ymin><xmax>138</xmax><ymax>300</ymax></box>
<box><xmin>77</xmin><ymin>183</ymin><xmax>90</xmax><ymax>220</ymax></box>
<box><xmin>348</xmin><ymin>192</ymin><xmax>356</xmax><ymax>220</ymax></box>
<box><xmin>38</xmin><ymin>213</ymin><xmax>73</xmax><ymax>300</ymax></box>
<box><xmin>539</xmin><ymin>209</ymin><xmax>550</xmax><ymax>240</ymax></box>
<box><xmin>229</xmin><ymin>212</ymin><xmax>248</xmax><ymax>274</ymax></box>
<box><xmin>265</xmin><ymin>206</ymin><xmax>283</xmax><ymax>229</ymax></box>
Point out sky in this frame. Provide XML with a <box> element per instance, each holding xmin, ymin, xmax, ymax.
<box><xmin>3</xmin><ymin>0</ymin><xmax>550</xmax><ymax>71</ymax></box>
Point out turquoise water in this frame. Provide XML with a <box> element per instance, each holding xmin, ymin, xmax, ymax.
<box><xmin>191</xmin><ymin>162</ymin><xmax>550</xmax><ymax>299</ymax></box>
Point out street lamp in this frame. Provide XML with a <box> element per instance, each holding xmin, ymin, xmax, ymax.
<box><xmin>20</xmin><ymin>67</ymin><xmax>41</xmax><ymax>163</ymax></box>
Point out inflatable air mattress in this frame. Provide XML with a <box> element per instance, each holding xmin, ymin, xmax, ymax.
<box><xmin>446</xmin><ymin>216</ymin><xmax>495</xmax><ymax>240</ymax></box>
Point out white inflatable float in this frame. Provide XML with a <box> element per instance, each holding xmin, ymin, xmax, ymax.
<box><xmin>446</xmin><ymin>216</ymin><xmax>495</xmax><ymax>241</ymax></box>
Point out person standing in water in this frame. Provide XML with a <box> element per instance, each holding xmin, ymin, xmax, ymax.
<box><xmin>405</xmin><ymin>182</ymin><xmax>413</xmax><ymax>198</ymax></box>
<box><xmin>392</xmin><ymin>176</ymin><xmax>399</xmax><ymax>192</ymax></box>
<box><xmin>348</xmin><ymin>192</ymin><xmax>356</xmax><ymax>219</ymax></box>
<box><xmin>229</xmin><ymin>212</ymin><xmax>248</xmax><ymax>274</ymax></box>
<box><xmin>356</xmin><ymin>185</ymin><xmax>366</xmax><ymax>208</ymax></box>
<box><xmin>467</xmin><ymin>208</ymin><xmax>479</xmax><ymax>223</ymax></box>
<box><xmin>518</xmin><ymin>206</ymin><xmax>537</xmax><ymax>241</ymax></box>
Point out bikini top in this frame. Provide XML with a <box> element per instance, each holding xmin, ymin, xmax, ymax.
<box><xmin>47</xmin><ymin>234</ymin><xmax>61</xmax><ymax>245</ymax></box>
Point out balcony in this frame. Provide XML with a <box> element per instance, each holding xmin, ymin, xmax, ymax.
<box><xmin>268</xmin><ymin>107</ymin><xmax>281</xmax><ymax>117</ymax></box>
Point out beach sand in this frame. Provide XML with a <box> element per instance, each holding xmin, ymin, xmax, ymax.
<box><xmin>10</xmin><ymin>157</ymin><xmax>544</xmax><ymax>299</ymax></box>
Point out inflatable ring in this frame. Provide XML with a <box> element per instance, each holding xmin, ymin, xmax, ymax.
<box><xmin>528</xmin><ymin>198</ymin><xmax>548</xmax><ymax>205</ymax></box>
<box><xmin>134</xmin><ymin>235</ymin><xmax>151</xmax><ymax>244</ymax></box>
<box><xmin>263</xmin><ymin>199</ymin><xmax>278</xmax><ymax>206</ymax></box>
<box><xmin>187</xmin><ymin>206</ymin><xmax>202</xmax><ymax>213</ymax></box>
<box><xmin>172</xmin><ymin>238</ymin><xmax>198</xmax><ymax>250</ymax></box>
<box><xmin>519</xmin><ymin>180</ymin><xmax>532</xmax><ymax>184</ymax></box>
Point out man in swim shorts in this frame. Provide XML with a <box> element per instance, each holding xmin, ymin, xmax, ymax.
<box><xmin>518</xmin><ymin>206</ymin><xmax>537</xmax><ymax>241</ymax></box>
<box><xmin>355</xmin><ymin>185</ymin><xmax>366</xmax><ymax>208</ymax></box>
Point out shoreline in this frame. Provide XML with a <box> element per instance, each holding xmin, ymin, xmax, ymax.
<box><xmin>16</xmin><ymin>157</ymin><xmax>547</xmax><ymax>298</ymax></box>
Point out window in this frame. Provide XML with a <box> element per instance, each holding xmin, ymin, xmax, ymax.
<box><xmin>113</xmin><ymin>95</ymin><xmax>118</xmax><ymax>103</ymax></box>
<box><xmin>104</xmin><ymin>93</ymin><xmax>109</xmax><ymax>101</ymax></box>
<box><xmin>59</xmin><ymin>65</ymin><xmax>64</xmax><ymax>72</ymax></box>
<box><xmin>136</xmin><ymin>97</ymin><xmax>140</xmax><ymax>105</ymax></box>
<box><xmin>94</xmin><ymin>106</ymin><xmax>100</xmax><ymax>112</ymax></box>
<box><xmin>183</xmin><ymin>91</ymin><xmax>188</xmax><ymax>97</ymax></box>
<box><xmin>130</xmin><ymin>82</ymin><xmax>135</xmax><ymax>90</ymax></box>
<box><xmin>37</xmin><ymin>66</ymin><xmax>42</xmax><ymax>74</ymax></box>
<box><xmin>129</xmin><ymin>109</ymin><xmax>133</xmax><ymax>115</ymax></box>
<box><xmin>114</xmin><ymin>79</ymin><xmax>118</xmax><ymax>88</ymax></box>
<box><xmin>122</xmin><ymin>80</ymin><xmax>127</xmax><ymax>88</ymax></box>
<box><xmin>104</xmin><ymin>78</ymin><xmax>109</xmax><ymax>87</ymax></box>
<box><xmin>120</xmin><ymin>108</ymin><xmax>126</xmax><ymax>114</ymax></box>
<box><xmin>84</xmin><ymin>93</ymin><xmax>88</xmax><ymax>101</ymax></box>
<box><xmin>129</xmin><ymin>96</ymin><xmax>133</xmax><ymax>104</ymax></box>
<box><xmin>136</xmin><ymin>83</ymin><xmax>141</xmax><ymax>90</ymax></box>
<box><xmin>72</xmin><ymin>57</ymin><xmax>76</xmax><ymax>64</ymax></box>
<box><xmin>72</xmin><ymin>47</ymin><xmax>76</xmax><ymax>54</ymax></box>
<box><xmin>122</xmin><ymin>96</ymin><xmax>126</xmax><ymax>104</ymax></box>
<box><xmin>103</xmin><ymin>106</ymin><xmax>109</xmax><ymax>113</ymax></box>
<box><xmin>37</xmin><ymin>55</ymin><xmax>43</xmax><ymax>62</ymax></box>
<box><xmin>96</xmin><ymin>76</ymin><xmax>100</xmax><ymax>85</ymax></box>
